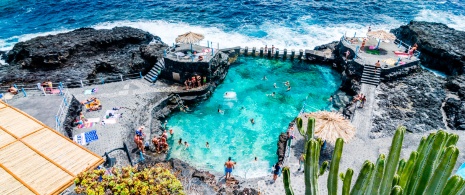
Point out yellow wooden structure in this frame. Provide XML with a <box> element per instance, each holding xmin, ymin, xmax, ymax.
<box><xmin>0</xmin><ymin>101</ymin><xmax>103</xmax><ymax>195</ymax></box>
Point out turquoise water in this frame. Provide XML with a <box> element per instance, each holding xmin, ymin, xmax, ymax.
<box><xmin>166</xmin><ymin>58</ymin><xmax>341</xmax><ymax>178</ymax></box>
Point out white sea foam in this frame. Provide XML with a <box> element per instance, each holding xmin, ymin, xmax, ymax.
<box><xmin>414</xmin><ymin>9</ymin><xmax>465</xmax><ymax>31</ymax></box>
<box><xmin>91</xmin><ymin>19</ymin><xmax>403</xmax><ymax>50</ymax></box>
<box><xmin>0</xmin><ymin>30</ymin><xmax>70</xmax><ymax>51</ymax></box>
<box><xmin>1</xmin><ymin>9</ymin><xmax>463</xmax><ymax>54</ymax></box>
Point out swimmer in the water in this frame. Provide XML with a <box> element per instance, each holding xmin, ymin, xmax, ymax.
<box><xmin>273</xmin><ymin>83</ymin><xmax>278</xmax><ymax>88</ymax></box>
<box><xmin>267</xmin><ymin>92</ymin><xmax>276</xmax><ymax>97</ymax></box>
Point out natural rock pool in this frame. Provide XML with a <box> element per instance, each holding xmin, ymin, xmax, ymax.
<box><xmin>166</xmin><ymin>58</ymin><xmax>341</xmax><ymax>178</ymax></box>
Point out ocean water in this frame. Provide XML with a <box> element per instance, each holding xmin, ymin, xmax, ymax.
<box><xmin>166</xmin><ymin>58</ymin><xmax>341</xmax><ymax>177</ymax></box>
<box><xmin>1</xmin><ymin>0</ymin><xmax>464</xmax><ymax>175</ymax></box>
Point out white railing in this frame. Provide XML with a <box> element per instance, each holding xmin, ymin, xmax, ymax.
<box><xmin>55</xmin><ymin>87</ymin><xmax>71</xmax><ymax>134</ymax></box>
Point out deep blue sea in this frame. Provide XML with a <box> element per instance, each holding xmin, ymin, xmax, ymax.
<box><xmin>1</xmin><ymin>0</ymin><xmax>464</xmax><ymax>58</ymax></box>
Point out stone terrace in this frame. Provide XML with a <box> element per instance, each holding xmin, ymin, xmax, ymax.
<box><xmin>341</xmin><ymin>36</ymin><xmax>420</xmax><ymax>69</ymax></box>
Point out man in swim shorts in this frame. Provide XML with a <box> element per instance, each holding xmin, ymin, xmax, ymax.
<box><xmin>224</xmin><ymin>157</ymin><xmax>235</xmax><ymax>180</ymax></box>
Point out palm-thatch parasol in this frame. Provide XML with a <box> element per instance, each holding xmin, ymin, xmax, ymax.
<box><xmin>306</xmin><ymin>111</ymin><xmax>356</xmax><ymax>144</ymax></box>
<box><xmin>367</xmin><ymin>30</ymin><xmax>396</xmax><ymax>49</ymax></box>
<box><xmin>175</xmin><ymin>31</ymin><xmax>205</xmax><ymax>44</ymax></box>
<box><xmin>367</xmin><ymin>30</ymin><xmax>396</xmax><ymax>40</ymax></box>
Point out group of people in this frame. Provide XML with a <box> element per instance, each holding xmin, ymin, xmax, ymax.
<box><xmin>40</xmin><ymin>80</ymin><xmax>53</xmax><ymax>92</ymax></box>
<box><xmin>184</xmin><ymin>75</ymin><xmax>206</xmax><ymax>90</ymax></box>
<box><xmin>80</xmin><ymin>97</ymin><xmax>102</xmax><ymax>111</ymax></box>
<box><xmin>353</xmin><ymin>93</ymin><xmax>367</xmax><ymax>108</ymax></box>
<box><xmin>151</xmin><ymin>130</ymin><xmax>171</xmax><ymax>154</ymax></box>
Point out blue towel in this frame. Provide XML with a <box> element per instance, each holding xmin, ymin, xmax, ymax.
<box><xmin>84</xmin><ymin>130</ymin><xmax>99</xmax><ymax>143</ymax></box>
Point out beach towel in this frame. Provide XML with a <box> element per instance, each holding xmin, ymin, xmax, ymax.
<box><xmin>104</xmin><ymin>110</ymin><xmax>120</xmax><ymax>119</ymax></box>
<box><xmin>87</xmin><ymin>118</ymin><xmax>101</xmax><ymax>123</ymax></box>
<box><xmin>77</xmin><ymin>122</ymin><xmax>95</xmax><ymax>129</ymax></box>
<box><xmin>73</xmin><ymin>130</ymin><xmax>99</xmax><ymax>145</ymax></box>
<box><xmin>3</xmin><ymin>93</ymin><xmax>14</xmax><ymax>100</ymax></box>
<box><xmin>102</xmin><ymin>118</ymin><xmax>117</xmax><ymax>124</ymax></box>
<box><xmin>49</xmin><ymin>89</ymin><xmax>61</xmax><ymax>94</ymax></box>
<box><xmin>84</xmin><ymin>88</ymin><xmax>98</xmax><ymax>95</ymax></box>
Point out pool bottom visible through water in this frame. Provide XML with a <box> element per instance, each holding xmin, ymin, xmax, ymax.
<box><xmin>165</xmin><ymin>57</ymin><xmax>341</xmax><ymax>178</ymax></box>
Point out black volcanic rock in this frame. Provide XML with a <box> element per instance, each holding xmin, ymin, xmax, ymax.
<box><xmin>444</xmin><ymin>98</ymin><xmax>465</xmax><ymax>130</ymax></box>
<box><xmin>371</xmin><ymin>71</ymin><xmax>446</xmax><ymax>137</ymax></box>
<box><xmin>391</xmin><ymin>21</ymin><xmax>465</xmax><ymax>75</ymax></box>
<box><xmin>2</xmin><ymin>27</ymin><xmax>167</xmax><ymax>85</ymax></box>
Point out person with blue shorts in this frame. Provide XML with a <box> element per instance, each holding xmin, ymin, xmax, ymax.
<box><xmin>224</xmin><ymin>157</ymin><xmax>235</xmax><ymax>180</ymax></box>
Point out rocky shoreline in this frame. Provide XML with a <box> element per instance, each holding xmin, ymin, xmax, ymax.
<box><xmin>2</xmin><ymin>27</ymin><xmax>167</xmax><ymax>85</ymax></box>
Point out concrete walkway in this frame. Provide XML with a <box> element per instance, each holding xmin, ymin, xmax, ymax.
<box><xmin>351</xmin><ymin>84</ymin><xmax>377</xmax><ymax>140</ymax></box>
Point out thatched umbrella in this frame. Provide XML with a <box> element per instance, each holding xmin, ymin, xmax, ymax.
<box><xmin>367</xmin><ymin>30</ymin><xmax>396</xmax><ymax>49</ymax></box>
<box><xmin>306</xmin><ymin>111</ymin><xmax>356</xmax><ymax>144</ymax></box>
<box><xmin>175</xmin><ymin>31</ymin><xmax>205</xmax><ymax>44</ymax></box>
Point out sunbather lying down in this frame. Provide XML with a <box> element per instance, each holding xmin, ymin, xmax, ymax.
<box><xmin>81</xmin><ymin>97</ymin><xmax>102</xmax><ymax>111</ymax></box>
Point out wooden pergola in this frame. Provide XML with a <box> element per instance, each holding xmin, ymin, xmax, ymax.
<box><xmin>0</xmin><ymin>101</ymin><xmax>103</xmax><ymax>195</ymax></box>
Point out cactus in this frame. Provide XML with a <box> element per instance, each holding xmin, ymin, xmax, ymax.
<box><xmin>296</xmin><ymin>117</ymin><xmax>304</xmax><ymax>137</ymax></box>
<box><xmin>328</xmin><ymin>138</ymin><xmax>344</xmax><ymax>195</ymax></box>
<box><xmin>396</xmin><ymin>159</ymin><xmax>405</xmax><ymax>176</ymax></box>
<box><xmin>307</xmin><ymin>117</ymin><xmax>315</xmax><ymax>139</ymax></box>
<box><xmin>305</xmin><ymin>139</ymin><xmax>321</xmax><ymax>195</ymax></box>
<box><xmin>398</xmin><ymin>151</ymin><xmax>418</xmax><ymax>190</ymax></box>
<box><xmin>406</xmin><ymin>133</ymin><xmax>436</xmax><ymax>195</ymax></box>
<box><xmin>341</xmin><ymin>169</ymin><xmax>354</xmax><ymax>195</ymax></box>
<box><xmin>450</xmin><ymin>176</ymin><xmax>465</xmax><ymax>195</ymax></box>
<box><xmin>283</xmin><ymin>121</ymin><xmax>461</xmax><ymax>195</ymax></box>
<box><xmin>319</xmin><ymin>161</ymin><xmax>329</xmax><ymax>176</ymax></box>
<box><xmin>424</xmin><ymin>146</ymin><xmax>459</xmax><ymax>194</ymax></box>
<box><xmin>366</xmin><ymin>154</ymin><xmax>385</xmax><ymax>195</ymax></box>
<box><xmin>379</xmin><ymin>126</ymin><xmax>405</xmax><ymax>195</ymax></box>
<box><xmin>414</xmin><ymin>130</ymin><xmax>447</xmax><ymax>195</ymax></box>
<box><xmin>282</xmin><ymin>167</ymin><xmax>294</xmax><ymax>195</ymax></box>
<box><xmin>390</xmin><ymin>185</ymin><xmax>403</xmax><ymax>195</ymax></box>
<box><xmin>441</xmin><ymin>175</ymin><xmax>463</xmax><ymax>195</ymax></box>
<box><xmin>350</xmin><ymin>160</ymin><xmax>374</xmax><ymax>195</ymax></box>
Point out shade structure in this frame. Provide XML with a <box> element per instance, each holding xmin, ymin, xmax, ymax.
<box><xmin>367</xmin><ymin>30</ymin><xmax>396</xmax><ymax>40</ymax></box>
<box><xmin>0</xmin><ymin>101</ymin><xmax>103</xmax><ymax>195</ymax></box>
<box><xmin>175</xmin><ymin>31</ymin><xmax>205</xmax><ymax>44</ymax></box>
<box><xmin>306</xmin><ymin>111</ymin><xmax>356</xmax><ymax>144</ymax></box>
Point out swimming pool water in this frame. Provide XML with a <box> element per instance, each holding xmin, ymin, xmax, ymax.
<box><xmin>166</xmin><ymin>58</ymin><xmax>341</xmax><ymax>178</ymax></box>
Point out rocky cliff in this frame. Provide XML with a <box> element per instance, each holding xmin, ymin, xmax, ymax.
<box><xmin>371</xmin><ymin>71</ymin><xmax>447</xmax><ymax>137</ymax></box>
<box><xmin>391</xmin><ymin>21</ymin><xmax>465</xmax><ymax>75</ymax></box>
<box><xmin>2</xmin><ymin>27</ymin><xmax>167</xmax><ymax>85</ymax></box>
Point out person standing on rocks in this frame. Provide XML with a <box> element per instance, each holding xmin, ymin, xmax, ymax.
<box><xmin>345</xmin><ymin>50</ymin><xmax>350</xmax><ymax>60</ymax></box>
<box><xmin>375</xmin><ymin>60</ymin><xmax>381</xmax><ymax>73</ymax></box>
<box><xmin>273</xmin><ymin>161</ymin><xmax>282</xmax><ymax>182</ymax></box>
<box><xmin>224</xmin><ymin>157</ymin><xmax>235</xmax><ymax>180</ymax></box>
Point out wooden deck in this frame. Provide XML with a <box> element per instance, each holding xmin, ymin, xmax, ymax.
<box><xmin>0</xmin><ymin>101</ymin><xmax>104</xmax><ymax>195</ymax></box>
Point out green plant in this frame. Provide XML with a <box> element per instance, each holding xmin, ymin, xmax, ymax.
<box><xmin>328</xmin><ymin>138</ymin><xmax>343</xmax><ymax>195</ymax></box>
<box><xmin>74</xmin><ymin>164</ymin><xmax>185</xmax><ymax>195</ymax></box>
<box><xmin>283</xmin><ymin>117</ymin><xmax>462</xmax><ymax>195</ymax></box>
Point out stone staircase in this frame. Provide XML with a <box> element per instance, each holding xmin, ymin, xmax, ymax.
<box><xmin>143</xmin><ymin>58</ymin><xmax>165</xmax><ymax>83</ymax></box>
<box><xmin>361</xmin><ymin>64</ymin><xmax>380</xmax><ymax>86</ymax></box>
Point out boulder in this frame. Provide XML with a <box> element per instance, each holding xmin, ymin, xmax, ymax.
<box><xmin>3</xmin><ymin>27</ymin><xmax>167</xmax><ymax>85</ymax></box>
<box><xmin>444</xmin><ymin>98</ymin><xmax>465</xmax><ymax>130</ymax></box>
<box><xmin>391</xmin><ymin>21</ymin><xmax>465</xmax><ymax>75</ymax></box>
